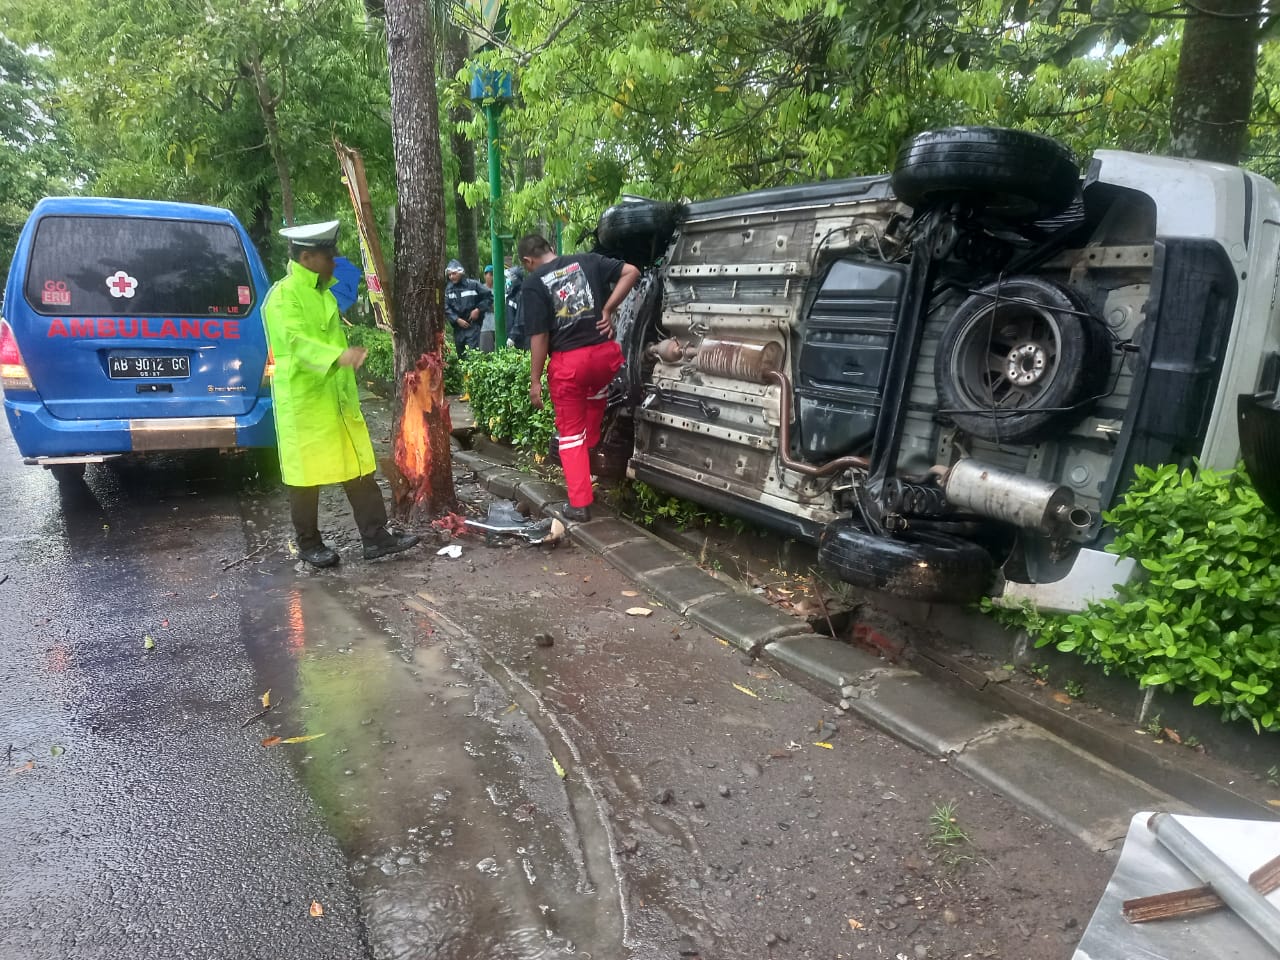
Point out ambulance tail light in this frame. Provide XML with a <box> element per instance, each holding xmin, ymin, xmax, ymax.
<box><xmin>0</xmin><ymin>321</ymin><xmax>33</xmax><ymax>393</ymax></box>
<box><xmin>260</xmin><ymin>347</ymin><xmax>275</xmax><ymax>393</ymax></box>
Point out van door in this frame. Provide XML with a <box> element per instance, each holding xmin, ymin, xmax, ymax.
<box><xmin>10</xmin><ymin>214</ymin><xmax>266</xmax><ymax>420</ymax></box>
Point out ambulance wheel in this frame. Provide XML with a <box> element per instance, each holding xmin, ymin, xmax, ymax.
<box><xmin>48</xmin><ymin>463</ymin><xmax>86</xmax><ymax>483</ymax></box>
<box><xmin>891</xmin><ymin>127</ymin><xmax>1080</xmax><ymax>221</ymax></box>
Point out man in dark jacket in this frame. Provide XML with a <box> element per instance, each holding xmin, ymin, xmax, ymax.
<box><xmin>444</xmin><ymin>259</ymin><xmax>493</xmax><ymax>356</ymax></box>
<box><xmin>519</xmin><ymin>233</ymin><xmax>640</xmax><ymax>522</ymax></box>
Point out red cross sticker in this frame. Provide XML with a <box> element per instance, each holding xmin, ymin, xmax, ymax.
<box><xmin>557</xmin><ymin>287</ymin><xmax>571</xmax><ymax>300</ymax></box>
<box><xmin>106</xmin><ymin>270</ymin><xmax>139</xmax><ymax>299</ymax></box>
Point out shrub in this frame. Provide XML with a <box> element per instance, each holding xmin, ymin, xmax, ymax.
<box><xmin>614</xmin><ymin>479</ymin><xmax>746</xmax><ymax>534</ymax></box>
<box><xmin>443</xmin><ymin>335</ymin><xmax>465</xmax><ymax>395</ymax></box>
<box><xmin>460</xmin><ymin>347</ymin><xmax>557</xmax><ymax>453</ymax></box>
<box><xmin>345</xmin><ymin>325</ymin><xmax>394</xmax><ymax>384</ymax></box>
<box><xmin>992</xmin><ymin>463</ymin><xmax>1280</xmax><ymax>733</ymax></box>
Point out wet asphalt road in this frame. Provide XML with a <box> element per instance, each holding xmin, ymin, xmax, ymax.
<box><xmin>0</xmin><ymin>414</ymin><xmax>1110</xmax><ymax>959</ymax></box>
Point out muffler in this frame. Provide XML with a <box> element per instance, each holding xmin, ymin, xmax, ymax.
<box><xmin>943</xmin><ymin>459</ymin><xmax>1093</xmax><ymax>542</ymax></box>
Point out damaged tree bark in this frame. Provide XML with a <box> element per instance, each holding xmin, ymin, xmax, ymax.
<box><xmin>383</xmin><ymin>0</ymin><xmax>456</xmax><ymax>517</ymax></box>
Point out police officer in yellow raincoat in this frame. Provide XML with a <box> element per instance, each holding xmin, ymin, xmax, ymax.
<box><xmin>262</xmin><ymin>220</ymin><xmax>419</xmax><ymax>568</ymax></box>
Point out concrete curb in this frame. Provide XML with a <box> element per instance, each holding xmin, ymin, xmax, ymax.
<box><xmin>454</xmin><ymin>449</ymin><xmax>1186</xmax><ymax>852</ymax></box>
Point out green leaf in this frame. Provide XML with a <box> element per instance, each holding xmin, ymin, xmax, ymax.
<box><xmin>1171</xmin><ymin>579</ymin><xmax>1198</xmax><ymax>590</ymax></box>
<box><xmin>1141</xmin><ymin>672</ymin><xmax>1172</xmax><ymax>687</ymax></box>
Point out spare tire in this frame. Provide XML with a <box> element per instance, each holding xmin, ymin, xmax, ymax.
<box><xmin>818</xmin><ymin>521</ymin><xmax>993</xmax><ymax>604</ymax></box>
<box><xmin>597</xmin><ymin>200</ymin><xmax>681</xmax><ymax>266</ymax></box>
<box><xmin>891</xmin><ymin>127</ymin><xmax>1079</xmax><ymax>221</ymax></box>
<box><xmin>934</xmin><ymin>276</ymin><xmax>1111</xmax><ymax>445</ymax></box>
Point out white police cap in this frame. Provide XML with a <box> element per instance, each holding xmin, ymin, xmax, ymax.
<box><xmin>279</xmin><ymin>219</ymin><xmax>341</xmax><ymax>248</ymax></box>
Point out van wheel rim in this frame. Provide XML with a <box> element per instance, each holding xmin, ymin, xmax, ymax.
<box><xmin>950</xmin><ymin>302</ymin><xmax>1062</xmax><ymax>411</ymax></box>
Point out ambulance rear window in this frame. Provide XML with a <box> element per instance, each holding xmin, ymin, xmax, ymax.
<box><xmin>23</xmin><ymin>215</ymin><xmax>254</xmax><ymax>318</ymax></box>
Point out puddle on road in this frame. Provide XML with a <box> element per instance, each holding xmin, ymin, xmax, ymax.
<box><xmin>239</xmin><ymin>574</ymin><xmax>629</xmax><ymax>959</ymax></box>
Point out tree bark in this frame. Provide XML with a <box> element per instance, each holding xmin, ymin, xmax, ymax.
<box><xmin>246</xmin><ymin>55</ymin><xmax>296</xmax><ymax>225</ymax></box>
<box><xmin>445</xmin><ymin>25</ymin><xmax>481</xmax><ymax>276</ymax></box>
<box><xmin>384</xmin><ymin>0</ymin><xmax>457</xmax><ymax>517</ymax></box>
<box><xmin>1169</xmin><ymin>0</ymin><xmax>1262</xmax><ymax>164</ymax></box>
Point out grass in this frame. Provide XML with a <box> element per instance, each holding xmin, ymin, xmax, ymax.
<box><xmin>928</xmin><ymin>801</ymin><xmax>971</xmax><ymax>848</ymax></box>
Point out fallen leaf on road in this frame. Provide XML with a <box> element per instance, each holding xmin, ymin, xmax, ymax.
<box><xmin>621</xmin><ymin>590</ymin><xmax>639</xmax><ymax>597</ymax></box>
<box><xmin>582</xmin><ymin>576</ymin><xmax>591</xmax><ymax>583</ymax></box>
<box><xmin>550</xmin><ymin>755</ymin><xmax>566</xmax><ymax>779</ymax></box>
<box><xmin>715</xmin><ymin>638</ymin><xmax>730</xmax><ymax>647</ymax></box>
<box><xmin>160</xmin><ymin>619</ymin><xmax>169</xmax><ymax>629</ymax></box>
<box><xmin>847</xmin><ymin>918</ymin><xmax>864</xmax><ymax>931</ymax></box>
<box><xmin>1163</xmin><ymin>727</ymin><xmax>1182</xmax><ymax>744</ymax></box>
<box><xmin>50</xmin><ymin>745</ymin><xmax>65</xmax><ymax>757</ymax></box>
<box><xmin>261</xmin><ymin>736</ymin><xmax>283</xmax><ymax>747</ymax></box>
<box><xmin>625</xmin><ymin>607</ymin><xmax>653</xmax><ymax>617</ymax></box>
<box><xmin>281</xmin><ymin>734</ymin><xmax>325</xmax><ymax>744</ymax></box>
<box><xmin>751</xmin><ymin>671</ymin><xmax>772</xmax><ymax>680</ymax></box>
<box><xmin>260</xmin><ymin>689</ymin><xmax>271</xmax><ymax>709</ymax></box>
<box><xmin>10</xmin><ymin>761</ymin><xmax>35</xmax><ymax>775</ymax></box>
<box><xmin>769</xmin><ymin>749</ymin><xmax>793</xmax><ymax>760</ymax></box>
<box><xmin>504</xmin><ymin>703</ymin><xmax>519</xmax><ymax>714</ymax></box>
<box><xmin>812</xmin><ymin>741</ymin><xmax>834</xmax><ymax>750</ymax></box>
<box><xmin>143</xmin><ymin>635</ymin><xmax>155</xmax><ymax>651</ymax></box>
<box><xmin>309</xmin><ymin>900</ymin><xmax>324</xmax><ymax>918</ymax></box>
<box><xmin>1269</xmin><ymin>800</ymin><xmax>1280</xmax><ymax>807</ymax></box>
<box><xmin>732</xmin><ymin>683</ymin><xmax>760</xmax><ymax>699</ymax></box>
<box><xmin>1051</xmin><ymin>692</ymin><xmax>1072</xmax><ymax>705</ymax></box>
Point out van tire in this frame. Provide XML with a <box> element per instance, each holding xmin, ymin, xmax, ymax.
<box><xmin>596</xmin><ymin>201</ymin><xmax>682</xmax><ymax>265</ymax></box>
<box><xmin>891</xmin><ymin>127</ymin><xmax>1079</xmax><ymax>221</ymax></box>
<box><xmin>818</xmin><ymin>521</ymin><xmax>993</xmax><ymax>603</ymax></box>
<box><xmin>934</xmin><ymin>276</ymin><xmax>1111</xmax><ymax>444</ymax></box>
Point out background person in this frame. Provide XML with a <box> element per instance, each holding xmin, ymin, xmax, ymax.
<box><xmin>479</xmin><ymin>264</ymin><xmax>497</xmax><ymax>352</ymax></box>
<box><xmin>518</xmin><ymin>233</ymin><xmax>640</xmax><ymax>522</ymax></box>
<box><xmin>262</xmin><ymin>219</ymin><xmax>420</xmax><ymax>568</ymax></box>
<box><xmin>444</xmin><ymin>259</ymin><xmax>492</xmax><ymax>356</ymax></box>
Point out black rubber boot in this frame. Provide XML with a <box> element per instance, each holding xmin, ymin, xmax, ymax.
<box><xmin>363</xmin><ymin>531</ymin><xmax>421</xmax><ymax>561</ymax></box>
<box><xmin>344</xmin><ymin>474</ymin><xmax>421</xmax><ymax>560</ymax></box>
<box><xmin>288</xmin><ymin>484</ymin><xmax>341</xmax><ymax>567</ymax></box>
<box><xmin>562</xmin><ymin>503</ymin><xmax>591</xmax><ymax>523</ymax></box>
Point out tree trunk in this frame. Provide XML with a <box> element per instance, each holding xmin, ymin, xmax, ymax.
<box><xmin>246</xmin><ymin>55</ymin><xmax>297</xmax><ymax>225</ymax></box>
<box><xmin>384</xmin><ymin>0</ymin><xmax>457</xmax><ymax>518</ymax></box>
<box><xmin>248</xmin><ymin>179</ymin><xmax>274</xmax><ymax>268</ymax></box>
<box><xmin>1169</xmin><ymin>0</ymin><xmax>1261</xmax><ymax>164</ymax></box>
<box><xmin>445</xmin><ymin>25</ymin><xmax>481</xmax><ymax>276</ymax></box>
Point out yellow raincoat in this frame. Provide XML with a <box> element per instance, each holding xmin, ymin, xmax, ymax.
<box><xmin>262</xmin><ymin>261</ymin><xmax>376</xmax><ymax>486</ymax></box>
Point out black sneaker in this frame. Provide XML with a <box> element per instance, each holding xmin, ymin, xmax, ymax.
<box><xmin>363</xmin><ymin>531</ymin><xmax>421</xmax><ymax>561</ymax></box>
<box><xmin>300</xmin><ymin>544</ymin><xmax>341</xmax><ymax>568</ymax></box>
<box><xmin>562</xmin><ymin>503</ymin><xmax>592</xmax><ymax>523</ymax></box>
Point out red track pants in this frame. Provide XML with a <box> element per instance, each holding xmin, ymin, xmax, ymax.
<box><xmin>548</xmin><ymin>340</ymin><xmax>624</xmax><ymax>507</ymax></box>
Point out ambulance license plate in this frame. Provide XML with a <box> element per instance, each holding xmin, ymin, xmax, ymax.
<box><xmin>108</xmin><ymin>355</ymin><xmax>190</xmax><ymax>379</ymax></box>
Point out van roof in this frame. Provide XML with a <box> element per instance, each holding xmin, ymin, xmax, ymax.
<box><xmin>28</xmin><ymin>196</ymin><xmax>242</xmax><ymax>225</ymax></box>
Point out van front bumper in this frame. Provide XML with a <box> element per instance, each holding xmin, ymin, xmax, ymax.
<box><xmin>2</xmin><ymin>396</ymin><xmax>275</xmax><ymax>458</ymax></box>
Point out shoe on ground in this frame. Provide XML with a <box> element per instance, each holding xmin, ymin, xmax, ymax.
<box><xmin>562</xmin><ymin>503</ymin><xmax>592</xmax><ymax>523</ymax></box>
<box><xmin>300</xmin><ymin>543</ymin><xmax>341</xmax><ymax>568</ymax></box>
<box><xmin>363</xmin><ymin>530</ymin><xmax>421</xmax><ymax>561</ymax></box>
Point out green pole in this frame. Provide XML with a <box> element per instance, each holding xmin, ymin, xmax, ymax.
<box><xmin>485</xmin><ymin>101</ymin><xmax>506</xmax><ymax>345</ymax></box>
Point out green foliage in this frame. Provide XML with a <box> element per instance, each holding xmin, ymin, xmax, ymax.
<box><xmin>615</xmin><ymin>480</ymin><xmax>743</xmax><ymax>534</ymax></box>
<box><xmin>996</xmin><ymin>464</ymin><xmax>1280</xmax><ymax>734</ymax></box>
<box><xmin>928</xmin><ymin>801</ymin><xmax>971</xmax><ymax>848</ymax></box>
<box><xmin>0</xmin><ymin>36</ymin><xmax>83</xmax><ymax>272</ymax></box>
<box><xmin>345</xmin><ymin>325</ymin><xmax>395</xmax><ymax>384</ymax></box>
<box><xmin>1063</xmin><ymin>679</ymin><xmax>1085</xmax><ymax>700</ymax></box>
<box><xmin>460</xmin><ymin>347</ymin><xmax>556</xmax><ymax>453</ymax></box>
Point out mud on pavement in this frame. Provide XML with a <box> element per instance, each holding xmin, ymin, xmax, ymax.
<box><xmin>234</xmin><ymin>463</ymin><xmax>1110</xmax><ymax>960</ymax></box>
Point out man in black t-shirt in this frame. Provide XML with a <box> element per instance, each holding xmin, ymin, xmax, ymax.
<box><xmin>518</xmin><ymin>233</ymin><xmax>640</xmax><ymax>522</ymax></box>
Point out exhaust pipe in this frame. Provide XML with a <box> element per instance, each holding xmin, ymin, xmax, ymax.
<box><xmin>943</xmin><ymin>459</ymin><xmax>1093</xmax><ymax>542</ymax></box>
